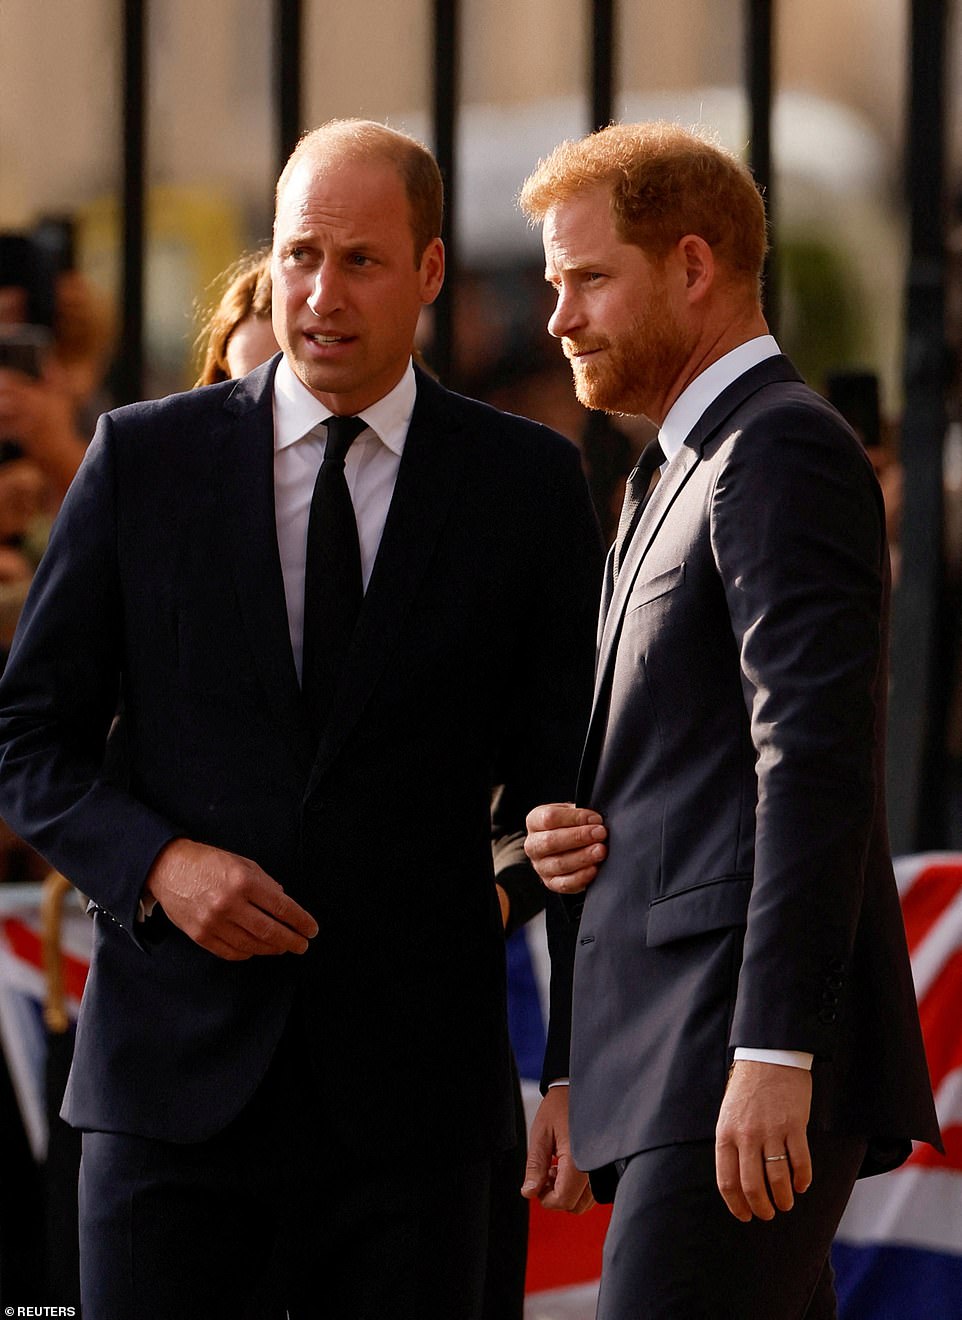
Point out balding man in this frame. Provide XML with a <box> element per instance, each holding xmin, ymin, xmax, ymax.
<box><xmin>0</xmin><ymin>120</ymin><xmax>602</xmax><ymax>1319</ymax></box>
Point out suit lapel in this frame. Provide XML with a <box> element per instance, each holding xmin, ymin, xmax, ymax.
<box><xmin>597</xmin><ymin>545</ymin><xmax>616</xmax><ymax>648</ymax></box>
<box><xmin>217</xmin><ymin>358</ymin><xmax>316</xmax><ymax>773</ymax></box>
<box><xmin>577</xmin><ymin>354</ymin><xmax>804</xmax><ymax>800</ymax></box>
<box><xmin>576</xmin><ymin>447</ymin><xmax>700</xmax><ymax>800</ymax></box>
<box><xmin>597</xmin><ymin>443</ymin><xmax>701</xmax><ymax>661</ymax></box>
<box><xmin>305</xmin><ymin>369</ymin><xmax>466</xmax><ymax>792</ymax></box>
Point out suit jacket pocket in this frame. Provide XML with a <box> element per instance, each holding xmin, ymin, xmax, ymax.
<box><xmin>646</xmin><ymin>874</ymin><xmax>751</xmax><ymax>947</ymax></box>
<box><xmin>626</xmin><ymin>562</ymin><xmax>686</xmax><ymax>612</ymax></box>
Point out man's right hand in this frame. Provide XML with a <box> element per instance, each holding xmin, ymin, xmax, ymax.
<box><xmin>524</xmin><ymin>802</ymin><xmax>607</xmax><ymax>895</ymax></box>
<box><xmin>144</xmin><ymin>838</ymin><xmax>318</xmax><ymax>960</ymax></box>
<box><xmin>521</xmin><ymin>1085</ymin><xmax>595</xmax><ymax>1214</ymax></box>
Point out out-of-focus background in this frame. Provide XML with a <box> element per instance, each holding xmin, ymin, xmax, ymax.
<box><xmin>1</xmin><ymin>2</ymin><xmax>961</xmax><ymax>1315</ymax></box>
<box><xmin>3</xmin><ymin>0</ymin><xmax>962</xmax><ymax>845</ymax></box>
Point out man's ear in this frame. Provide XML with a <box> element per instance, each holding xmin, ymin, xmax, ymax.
<box><xmin>676</xmin><ymin>234</ymin><xmax>714</xmax><ymax>303</ymax></box>
<box><xmin>419</xmin><ymin>237</ymin><xmax>445</xmax><ymax>305</ymax></box>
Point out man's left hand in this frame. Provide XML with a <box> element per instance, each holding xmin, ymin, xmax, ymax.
<box><xmin>521</xmin><ymin>1085</ymin><xmax>595</xmax><ymax>1214</ymax></box>
<box><xmin>715</xmin><ymin>1060</ymin><xmax>813</xmax><ymax>1221</ymax></box>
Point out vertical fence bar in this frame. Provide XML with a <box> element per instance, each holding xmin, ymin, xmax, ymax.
<box><xmin>118</xmin><ymin>0</ymin><xmax>146</xmax><ymax>404</ymax></box>
<box><xmin>274</xmin><ymin>0</ymin><xmax>303</xmax><ymax>179</ymax></box>
<box><xmin>431</xmin><ymin>0</ymin><xmax>459</xmax><ymax>385</ymax></box>
<box><xmin>746</xmin><ymin>0</ymin><xmax>777</xmax><ymax>332</ymax></box>
<box><xmin>582</xmin><ymin>0</ymin><xmax>624</xmax><ymax>543</ymax></box>
<box><xmin>590</xmin><ymin>0</ymin><xmax>615</xmax><ymax>131</ymax></box>
<box><xmin>886</xmin><ymin>0</ymin><xmax>951</xmax><ymax>852</ymax></box>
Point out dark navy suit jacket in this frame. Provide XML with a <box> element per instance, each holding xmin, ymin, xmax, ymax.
<box><xmin>0</xmin><ymin>358</ymin><xmax>602</xmax><ymax>1153</ymax></box>
<box><xmin>544</xmin><ymin>356</ymin><xmax>940</xmax><ymax>1181</ymax></box>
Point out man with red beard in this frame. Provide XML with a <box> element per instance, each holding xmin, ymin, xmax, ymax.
<box><xmin>518</xmin><ymin>122</ymin><xmax>941</xmax><ymax>1319</ymax></box>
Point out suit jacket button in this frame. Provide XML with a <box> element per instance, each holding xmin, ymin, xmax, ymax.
<box><xmin>818</xmin><ymin>1007</ymin><xmax>837</xmax><ymax>1024</ymax></box>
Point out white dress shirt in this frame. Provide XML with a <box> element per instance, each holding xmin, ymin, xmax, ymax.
<box><xmin>272</xmin><ymin>355</ymin><xmax>415</xmax><ymax>681</ymax></box>
<box><xmin>659</xmin><ymin>335</ymin><xmax>812</xmax><ymax>1073</ymax></box>
<box><xmin>137</xmin><ymin>359</ymin><xmax>415</xmax><ymax>923</ymax></box>
<box><xmin>657</xmin><ymin>334</ymin><xmax>780</xmax><ymax>465</ymax></box>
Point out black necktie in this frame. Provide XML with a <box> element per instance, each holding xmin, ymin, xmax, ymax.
<box><xmin>301</xmin><ymin>415</ymin><xmax>366</xmax><ymax>736</ymax></box>
<box><xmin>613</xmin><ymin>438</ymin><xmax>665</xmax><ymax>581</ymax></box>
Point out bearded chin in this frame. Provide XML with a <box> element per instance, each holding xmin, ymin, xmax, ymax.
<box><xmin>571</xmin><ymin>357</ymin><xmax>635</xmax><ymax>414</ymax></box>
<box><xmin>572</xmin><ymin>369</ymin><xmax>600</xmax><ymax>409</ymax></box>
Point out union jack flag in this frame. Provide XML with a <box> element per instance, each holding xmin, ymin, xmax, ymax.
<box><xmin>0</xmin><ymin>882</ymin><xmax>88</xmax><ymax>1160</ymax></box>
<box><xmin>833</xmin><ymin>853</ymin><xmax>962</xmax><ymax>1318</ymax></box>
<box><xmin>508</xmin><ymin>913</ymin><xmax>610</xmax><ymax>1317</ymax></box>
<box><xmin>3</xmin><ymin>861</ymin><xmax>956</xmax><ymax>1319</ymax></box>
<box><xmin>513</xmin><ymin>857</ymin><xmax>962</xmax><ymax>1318</ymax></box>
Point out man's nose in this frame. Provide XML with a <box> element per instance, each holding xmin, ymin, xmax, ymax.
<box><xmin>306</xmin><ymin>267</ymin><xmax>343</xmax><ymax>318</ymax></box>
<box><xmin>547</xmin><ymin>288</ymin><xmax>579</xmax><ymax>340</ymax></box>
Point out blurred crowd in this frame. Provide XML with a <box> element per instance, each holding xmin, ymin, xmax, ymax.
<box><xmin>0</xmin><ymin>228</ymin><xmax>115</xmax><ymax>883</ymax></box>
<box><xmin>0</xmin><ymin>220</ymin><xmax>926</xmax><ymax>885</ymax></box>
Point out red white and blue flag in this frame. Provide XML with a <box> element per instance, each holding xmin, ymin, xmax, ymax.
<box><xmin>509</xmin><ymin>857</ymin><xmax>962</xmax><ymax>1317</ymax></box>
<box><xmin>832</xmin><ymin>853</ymin><xmax>962</xmax><ymax>1318</ymax></box>
<box><xmin>2</xmin><ymin>860</ymin><xmax>958</xmax><ymax>1317</ymax></box>
<box><xmin>0</xmin><ymin>882</ymin><xmax>89</xmax><ymax>1160</ymax></box>
<box><xmin>507</xmin><ymin>913</ymin><xmax>609</xmax><ymax>1316</ymax></box>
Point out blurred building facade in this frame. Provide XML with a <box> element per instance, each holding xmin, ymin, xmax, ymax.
<box><xmin>1</xmin><ymin>0</ymin><xmax>961</xmax><ymax>846</ymax></box>
<box><xmin>0</xmin><ymin>0</ymin><xmax>956</xmax><ymax>406</ymax></box>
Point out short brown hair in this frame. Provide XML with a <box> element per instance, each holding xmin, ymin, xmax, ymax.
<box><xmin>519</xmin><ymin>121</ymin><xmax>767</xmax><ymax>288</ymax></box>
<box><xmin>276</xmin><ymin>119</ymin><xmax>443</xmax><ymax>265</ymax></box>
<box><xmin>194</xmin><ymin>247</ymin><xmax>272</xmax><ymax>386</ymax></box>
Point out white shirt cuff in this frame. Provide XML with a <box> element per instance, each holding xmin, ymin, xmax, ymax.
<box><xmin>733</xmin><ymin>1048</ymin><xmax>813</xmax><ymax>1070</ymax></box>
<box><xmin>137</xmin><ymin>895</ymin><xmax>158</xmax><ymax>922</ymax></box>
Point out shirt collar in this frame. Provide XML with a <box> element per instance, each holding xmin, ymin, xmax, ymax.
<box><xmin>658</xmin><ymin>335</ymin><xmax>780</xmax><ymax>463</ymax></box>
<box><xmin>272</xmin><ymin>354</ymin><xmax>416</xmax><ymax>456</ymax></box>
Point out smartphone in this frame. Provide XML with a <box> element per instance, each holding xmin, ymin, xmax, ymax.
<box><xmin>0</xmin><ymin>225</ymin><xmax>66</xmax><ymax>328</ymax></box>
<box><xmin>32</xmin><ymin>216</ymin><xmax>76</xmax><ymax>276</ymax></box>
<box><xmin>0</xmin><ymin>325</ymin><xmax>50</xmax><ymax>379</ymax></box>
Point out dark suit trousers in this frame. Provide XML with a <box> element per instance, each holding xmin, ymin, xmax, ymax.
<box><xmin>481</xmin><ymin>1055</ymin><xmax>529</xmax><ymax>1320</ymax></box>
<box><xmin>78</xmin><ymin>1015</ymin><xmax>492</xmax><ymax>1320</ymax></box>
<box><xmin>595</xmin><ymin>1131</ymin><xmax>867</xmax><ymax>1320</ymax></box>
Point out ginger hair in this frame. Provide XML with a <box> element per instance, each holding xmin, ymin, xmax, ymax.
<box><xmin>519</xmin><ymin>121</ymin><xmax>767</xmax><ymax>291</ymax></box>
<box><xmin>194</xmin><ymin>247</ymin><xmax>273</xmax><ymax>387</ymax></box>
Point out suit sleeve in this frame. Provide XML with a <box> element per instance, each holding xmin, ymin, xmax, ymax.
<box><xmin>710</xmin><ymin>400</ymin><xmax>887</xmax><ymax>1058</ymax></box>
<box><xmin>490</xmin><ymin>435</ymin><xmax>604</xmax><ymax>1085</ymax></box>
<box><xmin>0</xmin><ymin>412</ymin><xmax>177</xmax><ymax>937</ymax></box>
<box><xmin>490</xmin><ymin>809</ymin><xmax>546</xmax><ymax>939</ymax></box>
